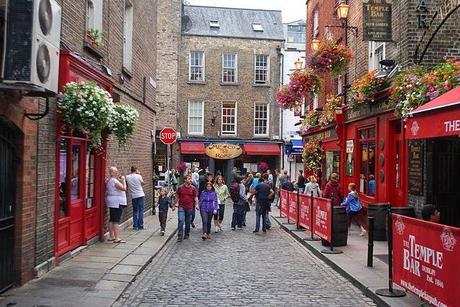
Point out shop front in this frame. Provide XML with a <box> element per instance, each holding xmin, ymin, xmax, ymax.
<box><xmin>179</xmin><ymin>140</ymin><xmax>281</xmax><ymax>183</ymax></box>
<box><xmin>406</xmin><ymin>86</ymin><xmax>460</xmax><ymax>227</ymax></box>
<box><xmin>55</xmin><ymin>50</ymin><xmax>113</xmax><ymax>257</ymax></box>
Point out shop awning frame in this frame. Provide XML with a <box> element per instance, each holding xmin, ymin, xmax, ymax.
<box><xmin>243</xmin><ymin>143</ymin><xmax>280</xmax><ymax>156</ymax></box>
<box><xmin>180</xmin><ymin>142</ymin><xmax>206</xmax><ymax>154</ymax></box>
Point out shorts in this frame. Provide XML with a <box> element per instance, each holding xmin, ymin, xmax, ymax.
<box><xmin>109</xmin><ymin>207</ymin><xmax>123</xmax><ymax>223</ymax></box>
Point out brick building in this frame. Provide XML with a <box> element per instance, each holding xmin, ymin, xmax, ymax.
<box><xmin>0</xmin><ymin>0</ymin><xmax>158</xmax><ymax>290</ymax></box>
<box><xmin>176</xmin><ymin>5</ymin><xmax>284</xmax><ymax>183</ymax></box>
<box><xmin>305</xmin><ymin>0</ymin><xmax>460</xmax><ymax>224</ymax></box>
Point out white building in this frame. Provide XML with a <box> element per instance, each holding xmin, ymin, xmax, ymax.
<box><xmin>281</xmin><ymin>19</ymin><xmax>305</xmax><ymax>179</ymax></box>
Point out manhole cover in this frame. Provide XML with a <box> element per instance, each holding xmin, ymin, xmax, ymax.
<box><xmin>42</xmin><ymin>278</ymin><xmax>96</xmax><ymax>288</ymax></box>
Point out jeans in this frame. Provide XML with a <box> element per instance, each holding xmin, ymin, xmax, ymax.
<box><xmin>200</xmin><ymin>210</ymin><xmax>213</xmax><ymax>234</ymax></box>
<box><xmin>231</xmin><ymin>203</ymin><xmax>245</xmax><ymax>228</ymax></box>
<box><xmin>191</xmin><ymin>209</ymin><xmax>196</xmax><ymax>225</ymax></box>
<box><xmin>177</xmin><ymin>207</ymin><xmax>193</xmax><ymax>238</ymax></box>
<box><xmin>132</xmin><ymin>196</ymin><xmax>145</xmax><ymax>229</ymax></box>
<box><xmin>158</xmin><ymin>211</ymin><xmax>167</xmax><ymax>231</ymax></box>
<box><xmin>255</xmin><ymin>202</ymin><xmax>270</xmax><ymax>232</ymax></box>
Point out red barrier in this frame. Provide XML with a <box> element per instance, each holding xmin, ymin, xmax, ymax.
<box><xmin>298</xmin><ymin>193</ymin><xmax>311</xmax><ymax>230</ymax></box>
<box><xmin>288</xmin><ymin>191</ymin><xmax>298</xmax><ymax>224</ymax></box>
<box><xmin>312</xmin><ymin>197</ymin><xmax>332</xmax><ymax>242</ymax></box>
<box><xmin>280</xmin><ymin>189</ymin><xmax>289</xmax><ymax>218</ymax></box>
<box><xmin>392</xmin><ymin>214</ymin><xmax>460</xmax><ymax>307</ymax></box>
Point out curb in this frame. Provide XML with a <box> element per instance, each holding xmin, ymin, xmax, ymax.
<box><xmin>272</xmin><ymin>215</ymin><xmax>390</xmax><ymax>307</ymax></box>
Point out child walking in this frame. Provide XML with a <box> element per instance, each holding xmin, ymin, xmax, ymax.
<box><xmin>341</xmin><ymin>183</ymin><xmax>366</xmax><ymax>236</ymax></box>
<box><xmin>158</xmin><ymin>188</ymin><xmax>172</xmax><ymax>236</ymax></box>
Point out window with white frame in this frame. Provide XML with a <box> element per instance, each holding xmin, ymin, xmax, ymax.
<box><xmin>123</xmin><ymin>1</ymin><xmax>133</xmax><ymax>71</ymax></box>
<box><xmin>221</xmin><ymin>102</ymin><xmax>237</xmax><ymax>135</ymax></box>
<box><xmin>254</xmin><ymin>103</ymin><xmax>269</xmax><ymax>136</ymax></box>
<box><xmin>188</xmin><ymin>101</ymin><xmax>204</xmax><ymax>135</ymax></box>
<box><xmin>222</xmin><ymin>53</ymin><xmax>237</xmax><ymax>83</ymax></box>
<box><xmin>369</xmin><ymin>41</ymin><xmax>386</xmax><ymax>71</ymax></box>
<box><xmin>313</xmin><ymin>9</ymin><xmax>319</xmax><ymax>38</ymax></box>
<box><xmin>254</xmin><ymin>55</ymin><xmax>269</xmax><ymax>84</ymax></box>
<box><xmin>189</xmin><ymin>51</ymin><xmax>205</xmax><ymax>81</ymax></box>
<box><xmin>86</xmin><ymin>0</ymin><xmax>103</xmax><ymax>32</ymax></box>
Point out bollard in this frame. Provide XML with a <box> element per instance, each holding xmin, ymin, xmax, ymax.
<box><xmin>367</xmin><ymin>216</ymin><xmax>375</xmax><ymax>267</ymax></box>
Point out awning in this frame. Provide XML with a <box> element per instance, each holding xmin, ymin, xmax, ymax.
<box><xmin>406</xmin><ymin>86</ymin><xmax>460</xmax><ymax>139</ymax></box>
<box><xmin>291</xmin><ymin>139</ymin><xmax>303</xmax><ymax>154</ymax></box>
<box><xmin>243</xmin><ymin>143</ymin><xmax>280</xmax><ymax>156</ymax></box>
<box><xmin>180</xmin><ymin>142</ymin><xmax>205</xmax><ymax>154</ymax></box>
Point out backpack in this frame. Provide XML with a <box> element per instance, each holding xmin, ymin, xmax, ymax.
<box><xmin>230</xmin><ymin>183</ymin><xmax>240</xmax><ymax>203</ymax></box>
<box><xmin>282</xmin><ymin>178</ymin><xmax>293</xmax><ymax>191</ymax></box>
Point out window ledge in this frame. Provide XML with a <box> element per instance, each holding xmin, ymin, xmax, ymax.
<box><xmin>122</xmin><ymin>67</ymin><xmax>133</xmax><ymax>79</ymax></box>
<box><xmin>220</xmin><ymin>82</ymin><xmax>240</xmax><ymax>86</ymax></box>
<box><xmin>83</xmin><ymin>42</ymin><xmax>104</xmax><ymax>59</ymax></box>
<box><xmin>252</xmin><ymin>83</ymin><xmax>271</xmax><ymax>87</ymax></box>
<box><xmin>220</xmin><ymin>133</ymin><xmax>237</xmax><ymax>137</ymax></box>
<box><xmin>187</xmin><ymin>81</ymin><xmax>207</xmax><ymax>85</ymax></box>
<box><xmin>253</xmin><ymin>135</ymin><xmax>269</xmax><ymax>138</ymax></box>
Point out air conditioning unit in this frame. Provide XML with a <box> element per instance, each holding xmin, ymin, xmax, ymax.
<box><xmin>2</xmin><ymin>0</ymin><xmax>62</xmax><ymax>93</ymax></box>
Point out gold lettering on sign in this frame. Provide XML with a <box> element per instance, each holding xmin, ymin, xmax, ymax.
<box><xmin>205</xmin><ymin>144</ymin><xmax>243</xmax><ymax>160</ymax></box>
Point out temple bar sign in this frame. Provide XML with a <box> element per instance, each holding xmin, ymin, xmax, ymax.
<box><xmin>363</xmin><ymin>0</ymin><xmax>393</xmax><ymax>42</ymax></box>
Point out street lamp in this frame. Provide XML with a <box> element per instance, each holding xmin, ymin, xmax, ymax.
<box><xmin>311</xmin><ymin>39</ymin><xmax>321</xmax><ymax>52</ymax></box>
<box><xmin>336</xmin><ymin>2</ymin><xmax>350</xmax><ymax>20</ymax></box>
<box><xmin>211</xmin><ymin>106</ymin><xmax>218</xmax><ymax>126</ymax></box>
<box><xmin>294</xmin><ymin>58</ymin><xmax>304</xmax><ymax>70</ymax></box>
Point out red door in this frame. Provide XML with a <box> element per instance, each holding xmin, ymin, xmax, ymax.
<box><xmin>389</xmin><ymin>121</ymin><xmax>405</xmax><ymax>206</ymax></box>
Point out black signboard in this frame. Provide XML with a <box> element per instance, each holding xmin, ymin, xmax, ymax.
<box><xmin>408</xmin><ymin>140</ymin><xmax>424</xmax><ymax>195</ymax></box>
<box><xmin>363</xmin><ymin>0</ymin><xmax>392</xmax><ymax>42</ymax></box>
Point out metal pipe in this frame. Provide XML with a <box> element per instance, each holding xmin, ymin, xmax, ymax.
<box><xmin>367</xmin><ymin>216</ymin><xmax>375</xmax><ymax>267</ymax></box>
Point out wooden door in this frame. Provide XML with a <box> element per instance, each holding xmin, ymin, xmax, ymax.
<box><xmin>389</xmin><ymin>121</ymin><xmax>405</xmax><ymax>206</ymax></box>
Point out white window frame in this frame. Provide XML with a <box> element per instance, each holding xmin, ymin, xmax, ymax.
<box><xmin>86</xmin><ymin>0</ymin><xmax>103</xmax><ymax>32</ymax></box>
<box><xmin>123</xmin><ymin>1</ymin><xmax>134</xmax><ymax>71</ymax></box>
<box><xmin>254</xmin><ymin>55</ymin><xmax>270</xmax><ymax>85</ymax></box>
<box><xmin>189</xmin><ymin>51</ymin><xmax>205</xmax><ymax>82</ymax></box>
<box><xmin>253</xmin><ymin>103</ymin><xmax>270</xmax><ymax>137</ymax></box>
<box><xmin>313</xmin><ymin>9</ymin><xmax>319</xmax><ymax>38</ymax></box>
<box><xmin>188</xmin><ymin>100</ymin><xmax>204</xmax><ymax>135</ymax></box>
<box><xmin>369</xmin><ymin>41</ymin><xmax>386</xmax><ymax>71</ymax></box>
<box><xmin>222</xmin><ymin>53</ymin><xmax>238</xmax><ymax>83</ymax></box>
<box><xmin>221</xmin><ymin>101</ymin><xmax>237</xmax><ymax>135</ymax></box>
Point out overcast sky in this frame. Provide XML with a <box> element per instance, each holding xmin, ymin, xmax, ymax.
<box><xmin>187</xmin><ymin>0</ymin><xmax>306</xmax><ymax>23</ymax></box>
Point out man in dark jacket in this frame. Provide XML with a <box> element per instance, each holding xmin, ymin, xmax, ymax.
<box><xmin>323</xmin><ymin>173</ymin><xmax>343</xmax><ymax>206</ymax></box>
<box><xmin>254</xmin><ymin>174</ymin><xmax>274</xmax><ymax>233</ymax></box>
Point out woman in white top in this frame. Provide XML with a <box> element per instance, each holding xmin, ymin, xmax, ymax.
<box><xmin>304</xmin><ymin>175</ymin><xmax>322</xmax><ymax>197</ymax></box>
<box><xmin>106</xmin><ymin>166</ymin><xmax>127</xmax><ymax>243</ymax></box>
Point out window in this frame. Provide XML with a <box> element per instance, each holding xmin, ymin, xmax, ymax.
<box><xmin>369</xmin><ymin>41</ymin><xmax>386</xmax><ymax>71</ymax></box>
<box><xmin>86</xmin><ymin>150</ymin><xmax>95</xmax><ymax>209</ymax></box>
<box><xmin>210</xmin><ymin>20</ymin><xmax>220</xmax><ymax>28</ymax></box>
<box><xmin>254</xmin><ymin>103</ymin><xmax>269</xmax><ymax>136</ymax></box>
<box><xmin>222</xmin><ymin>53</ymin><xmax>237</xmax><ymax>83</ymax></box>
<box><xmin>313</xmin><ymin>9</ymin><xmax>319</xmax><ymax>38</ymax></box>
<box><xmin>86</xmin><ymin>0</ymin><xmax>103</xmax><ymax>32</ymax></box>
<box><xmin>123</xmin><ymin>1</ymin><xmax>134</xmax><ymax>71</ymax></box>
<box><xmin>312</xmin><ymin>94</ymin><xmax>319</xmax><ymax>110</ymax></box>
<box><xmin>254</xmin><ymin>55</ymin><xmax>269</xmax><ymax>84</ymax></box>
<box><xmin>359</xmin><ymin>127</ymin><xmax>376</xmax><ymax>196</ymax></box>
<box><xmin>252</xmin><ymin>23</ymin><xmax>264</xmax><ymax>32</ymax></box>
<box><xmin>221</xmin><ymin>102</ymin><xmax>237</xmax><ymax>135</ymax></box>
<box><xmin>188</xmin><ymin>101</ymin><xmax>204</xmax><ymax>135</ymax></box>
<box><xmin>287</xmin><ymin>24</ymin><xmax>306</xmax><ymax>43</ymax></box>
<box><xmin>189</xmin><ymin>51</ymin><xmax>205</xmax><ymax>81</ymax></box>
<box><xmin>58</xmin><ymin>140</ymin><xmax>69</xmax><ymax>218</ymax></box>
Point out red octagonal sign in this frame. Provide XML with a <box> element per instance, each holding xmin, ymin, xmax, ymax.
<box><xmin>159</xmin><ymin>127</ymin><xmax>177</xmax><ymax>145</ymax></box>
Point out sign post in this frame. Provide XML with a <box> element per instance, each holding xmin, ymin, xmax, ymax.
<box><xmin>160</xmin><ymin>127</ymin><xmax>177</xmax><ymax>187</ymax></box>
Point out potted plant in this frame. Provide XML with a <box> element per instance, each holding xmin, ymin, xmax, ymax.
<box><xmin>86</xmin><ymin>28</ymin><xmax>104</xmax><ymax>48</ymax></box>
<box><xmin>311</xmin><ymin>40</ymin><xmax>352</xmax><ymax>77</ymax></box>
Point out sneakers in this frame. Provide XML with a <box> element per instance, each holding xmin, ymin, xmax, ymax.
<box><xmin>231</xmin><ymin>227</ymin><xmax>236</xmax><ymax>231</ymax></box>
<box><xmin>237</xmin><ymin>226</ymin><xmax>243</xmax><ymax>230</ymax></box>
<box><xmin>161</xmin><ymin>230</ymin><xmax>165</xmax><ymax>236</ymax></box>
<box><xmin>177</xmin><ymin>237</ymin><xmax>183</xmax><ymax>242</ymax></box>
<box><xmin>184</xmin><ymin>234</ymin><xmax>190</xmax><ymax>240</ymax></box>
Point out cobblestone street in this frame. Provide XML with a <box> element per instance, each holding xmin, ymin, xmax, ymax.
<box><xmin>115</xmin><ymin>203</ymin><xmax>376</xmax><ymax>306</ymax></box>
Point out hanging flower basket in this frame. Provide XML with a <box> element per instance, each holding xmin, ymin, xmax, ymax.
<box><xmin>311</xmin><ymin>40</ymin><xmax>352</xmax><ymax>77</ymax></box>
<box><xmin>300</xmin><ymin>110</ymin><xmax>320</xmax><ymax>133</ymax></box>
<box><xmin>58</xmin><ymin>81</ymin><xmax>114</xmax><ymax>148</ymax></box>
<box><xmin>289</xmin><ymin>68</ymin><xmax>321</xmax><ymax>98</ymax></box>
<box><xmin>348</xmin><ymin>70</ymin><xmax>389</xmax><ymax>109</ymax></box>
<box><xmin>258</xmin><ymin>162</ymin><xmax>269</xmax><ymax>172</ymax></box>
<box><xmin>276</xmin><ymin>85</ymin><xmax>299</xmax><ymax>109</ymax></box>
<box><xmin>108</xmin><ymin>104</ymin><xmax>139</xmax><ymax>147</ymax></box>
<box><xmin>176</xmin><ymin>162</ymin><xmax>187</xmax><ymax>173</ymax></box>
<box><xmin>319</xmin><ymin>94</ymin><xmax>342</xmax><ymax>126</ymax></box>
<box><xmin>302</xmin><ymin>139</ymin><xmax>323</xmax><ymax>172</ymax></box>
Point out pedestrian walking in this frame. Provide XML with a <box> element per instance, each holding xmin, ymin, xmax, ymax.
<box><xmin>213</xmin><ymin>175</ymin><xmax>230</xmax><ymax>232</ymax></box>
<box><xmin>296</xmin><ymin>170</ymin><xmax>305</xmax><ymax>193</ymax></box>
<box><xmin>105</xmin><ymin>166</ymin><xmax>127</xmax><ymax>243</ymax></box>
<box><xmin>304</xmin><ymin>175</ymin><xmax>322</xmax><ymax>197</ymax></box>
<box><xmin>199</xmin><ymin>182</ymin><xmax>219</xmax><ymax>240</ymax></box>
<box><xmin>267</xmin><ymin>169</ymin><xmax>273</xmax><ymax>186</ymax></box>
<box><xmin>192</xmin><ymin>167</ymin><xmax>200</xmax><ymax>190</ymax></box>
<box><xmin>173</xmin><ymin>174</ymin><xmax>199</xmax><ymax>242</ymax></box>
<box><xmin>230</xmin><ymin>178</ymin><xmax>247</xmax><ymax>230</ymax></box>
<box><xmin>253</xmin><ymin>174</ymin><xmax>274</xmax><ymax>233</ymax></box>
<box><xmin>323</xmin><ymin>173</ymin><xmax>343</xmax><ymax>206</ymax></box>
<box><xmin>126</xmin><ymin>166</ymin><xmax>145</xmax><ymax>230</ymax></box>
<box><xmin>170</xmin><ymin>169</ymin><xmax>179</xmax><ymax>191</ymax></box>
<box><xmin>341</xmin><ymin>183</ymin><xmax>366</xmax><ymax>236</ymax></box>
<box><xmin>158</xmin><ymin>188</ymin><xmax>172</xmax><ymax>236</ymax></box>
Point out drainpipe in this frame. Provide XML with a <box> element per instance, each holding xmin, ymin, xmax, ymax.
<box><xmin>277</xmin><ymin>47</ymin><xmax>285</xmax><ymax>170</ymax></box>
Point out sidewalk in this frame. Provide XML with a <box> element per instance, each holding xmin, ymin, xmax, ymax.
<box><xmin>270</xmin><ymin>206</ymin><xmax>424</xmax><ymax>307</ymax></box>
<box><xmin>0</xmin><ymin>210</ymin><xmax>177</xmax><ymax>307</ymax></box>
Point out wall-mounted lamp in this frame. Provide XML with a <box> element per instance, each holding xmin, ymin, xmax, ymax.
<box><xmin>294</xmin><ymin>58</ymin><xmax>304</xmax><ymax>70</ymax></box>
<box><xmin>336</xmin><ymin>2</ymin><xmax>350</xmax><ymax>20</ymax></box>
<box><xmin>311</xmin><ymin>39</ymin><xmax>321</xmax><ymax>52</ymax></box>
<box><xmin>211</xmin><ymin>106</ymin><xmax>218</xmax><ymax>126</ymax></box>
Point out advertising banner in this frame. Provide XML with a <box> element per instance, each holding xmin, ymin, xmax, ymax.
<box><xmin>392</xmin><ymin>214</ymin><xmax>460</xmax><ymax>307</ymax></box>
<box><xmin>298</xmin><ymin>194</ymin><xmax>311</xmax><ymax>230</ymax></box>
<box><xmin>312</xmin><ymin>197</ymin><xmax>332</xmax><ymax>241</ymax></box>
<box><xmin>288</xmin><ymin>191</ymin><xmax>298</xmax><ymax>224</ymax></box>
<box><xmin>280</xmin><ymin>189</ymin><xmax>289</xmax><ymax>218</ymax></box>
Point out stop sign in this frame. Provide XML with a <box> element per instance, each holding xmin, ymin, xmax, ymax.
<box><xmin>159</xmin><ymin>127</ymin><xmax>177</xmax><ymax>145</ymax></box>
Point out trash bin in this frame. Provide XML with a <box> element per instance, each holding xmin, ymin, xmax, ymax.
<box><xmin>367</xmin><ymin>203</ymin><xmax>390</xmax><ymax>241</ymax></box>
<box><xmin>322</xmin><ymin>206</ymin><xmax>349</xmax><ymax>247</ymax></box>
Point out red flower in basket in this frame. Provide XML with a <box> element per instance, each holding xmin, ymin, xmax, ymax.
<box><xmin>311</xmin><ymin>41</ymin><xmax>352</xmax><ymax>77</ymax></box>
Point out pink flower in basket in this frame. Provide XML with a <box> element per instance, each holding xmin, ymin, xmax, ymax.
<box><xmin>176</xmin><ymin>162</ymin><xmax>187</xmax><ymax>173</ymax></box>
<box><xmin>258</xmin><ymin>162</ymin><xmax>269</xmax><ymax>172</ymax></box>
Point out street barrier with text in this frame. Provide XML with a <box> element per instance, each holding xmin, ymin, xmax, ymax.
<box><xmin>288</xmin><ymin>191</ymin><xmax>298</xmax><ymax>225</ymax></box>
<box><xmin>312</xmin><ymin>197</ymin><xmax>332</xmax><ymax>242</ymax></box>
<box><xmin>298</xmin><ymin>194</ymin><xmax>311</xmax><ymax>230</ymax></box>
<box><xmin>280</xmin><ymin>189</ymin><xmax>289</xmax><ymax>218</ymax></box>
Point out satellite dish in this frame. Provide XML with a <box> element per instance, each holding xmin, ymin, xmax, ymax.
<box><xmin>39</xmin><ymin>0</ymin><xmax>53</xmax><ymax>36</ymax></box>
<box><xmin>36</xmin><ymin>44</ymin><xmax>51</xmax><ymax>83</ymax></box>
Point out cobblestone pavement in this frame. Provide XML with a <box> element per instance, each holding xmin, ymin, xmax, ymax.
<box><xmin>115</xmin><ymin>203</ymin><xmax>376</xmax><ymax>306</ymax></box>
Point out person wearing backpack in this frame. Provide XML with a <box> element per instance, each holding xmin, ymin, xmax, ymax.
<box><xmin>230</xmin><ymin>178</ymin><xmax>246</xmax><ymax>230</ymax></box>
<box><xmin>341</xmin><ymin>183</ymin><xmax>366</xmax><ymax>236</ymax></box>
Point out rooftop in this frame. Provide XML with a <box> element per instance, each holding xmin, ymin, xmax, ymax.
<box><xmin>182</xmin><ymin>5</ymin><xmax>285</xmax><ymax>41</ymax></box>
